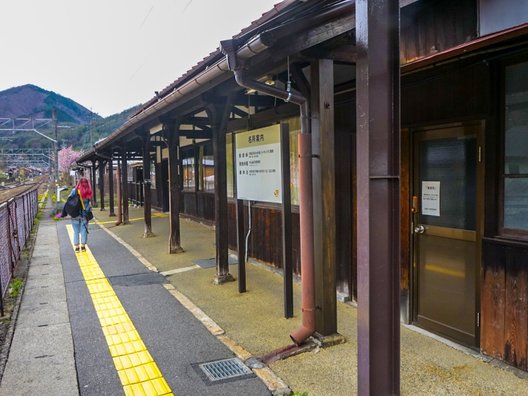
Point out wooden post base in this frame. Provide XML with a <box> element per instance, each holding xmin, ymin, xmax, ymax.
<box><xmin>213</xmin><ymin>273</ymin><xmax>235</xmax><ymax>285</ymax></box>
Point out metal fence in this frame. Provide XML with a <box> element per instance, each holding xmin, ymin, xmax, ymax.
<box><xmin>0</xmin><ymin>186</ymin><xmax>39</xmax><ymax>305</ymax></box>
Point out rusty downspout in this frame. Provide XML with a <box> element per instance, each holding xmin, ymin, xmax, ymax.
<box><xmin>221</xmin><ymin>39</ymin><xmax>315</xmax><ymax>345</ymax></box>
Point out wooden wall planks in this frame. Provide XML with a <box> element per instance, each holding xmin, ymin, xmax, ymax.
<box><xmin>400</xmin><ymin>0</ymin><xmax>477</xmax><ymax>64</ymax></box>
<box><xmin>482</xmin><ymin>240</ymin><xmax>528</xmax><ymax>370</ymax></box>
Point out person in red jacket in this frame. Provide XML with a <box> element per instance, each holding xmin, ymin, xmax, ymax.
<box><xmin>67</xmin><ymin>177</ymin><xmax>93</xmax><ymax>252</ymax></box>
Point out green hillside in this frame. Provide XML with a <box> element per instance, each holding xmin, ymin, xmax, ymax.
<box><xmin>58</xmin><ymin>105</ymin><xmax>141</xmax><ymax>150</ymax></box>
<box><xmin>0</xmin><ymin>84</ymin><xmax>141</xmax><ymax>150</ymax></box>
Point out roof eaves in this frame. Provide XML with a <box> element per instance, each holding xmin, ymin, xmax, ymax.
<box><xmin>132</xmin><ymin>0</ymin><xmax>299</xmax><ymax>118</ymax></box>
<box><xmin>402</xmin><ymin>22</ymin><xmax>528</xmax><ymax>74</ymax></box>
<box><xmin>93</xmin><ymin>0</ymin><xmax>309</xmax><ymax>155</ymax></box>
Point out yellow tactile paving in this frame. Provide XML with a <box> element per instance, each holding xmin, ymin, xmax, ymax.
<box><xmin>66</xmin><ymin>225</ymin><xmax>174</xmax><ymax>396</ymax></box>
<box><xmin>113</xmin><ymin>351</ymin><xmax>154</xmax><ymax>370</ymax></box>
<box><xmin>123</xmin><ymin>377</ymin><xmax>172</xmax><ymax>396</ymax></box>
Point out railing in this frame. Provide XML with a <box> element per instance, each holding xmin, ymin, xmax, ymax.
<box><xmin>0</xmin><ymin>186</ymin><xmax>40</xmax><ymax>311</ymax></box>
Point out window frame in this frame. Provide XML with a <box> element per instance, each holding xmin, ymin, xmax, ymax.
<box><xmin>180</xmin><ymin>141</ymin><xmax>215</xmax><ymax>193</ymax></box>
<box><xmin>180</xmin><ymin>145</ymin><xmax>198</xmax><ymax>192</ymax></box>
<box><xmin>499</xmin><ymin>54</ymin><xmax>528</xmax><ymax>238</ymax></box>
<box><xmin>200</xmin><ymin>143</ymin><xmax>215</xmax><ymax>192</ymax></box>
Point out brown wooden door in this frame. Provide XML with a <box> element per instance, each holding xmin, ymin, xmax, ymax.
<box><xmin>412</xmin><ymin>123</ymin><xmax>483</xmax><ymax>347</ymax></box>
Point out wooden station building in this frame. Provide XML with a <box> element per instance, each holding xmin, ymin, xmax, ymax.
<box><xmin>78</xmin><ymin>0</ymin><xmax>528</xmax><ymax>384</ymax></box>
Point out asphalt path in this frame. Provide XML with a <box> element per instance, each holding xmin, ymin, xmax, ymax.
<box><xmin>58</xmin><ymin>221</ymin><xmax>271</xmax><ymax>396</ymax></box>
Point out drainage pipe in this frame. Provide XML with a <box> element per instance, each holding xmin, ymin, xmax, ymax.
<box><xmin>221</xmin><ymin>40</ymin><xmax>315</xmax><ymax>345</ymax></box>
<box><xmin>245</xmin><ymin>200</ymin><xmax>252</xmax><ymax>264</ymax></box>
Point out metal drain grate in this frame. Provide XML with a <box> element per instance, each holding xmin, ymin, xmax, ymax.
<box><xmin>198</xmin><ymin>358</ymin><xmax>252</xmax><ymax>382</ymax></box>
<box><xmin>194</xmin><ymin>256</ymin><xmax>237</xmax><ymax>269</ymax></box>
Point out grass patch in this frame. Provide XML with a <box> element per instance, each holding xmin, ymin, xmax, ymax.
<box><xmin>8</xmin><ymin>278</ymin><xmax>24</xmax><ymax>298</ymax></box>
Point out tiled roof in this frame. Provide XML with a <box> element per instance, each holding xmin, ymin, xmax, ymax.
<box><xmin>133</xmin><ymin>0</ymin><xmax>298</xmax><ymax>117</ymax></box>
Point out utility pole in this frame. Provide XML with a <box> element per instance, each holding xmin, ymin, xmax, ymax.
<box><xmin>52</xmin><ymin>108</ymin><xmax>59</xmax><ymax>185</ymax></box>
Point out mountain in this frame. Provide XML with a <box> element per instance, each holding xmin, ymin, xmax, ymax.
<box><xmin>62</xmin><ymin>105</ymin><xmax>142</xmax><ymax>150</ymax></box>
<box><xmin>0</xmin><ymin>84</ymin><xmax>141</xmax><ymax>150</ymax></box>
<box><xmin>0</xmin><ymin>84</ymin><xmax>99</xmax><ymax>124</ymax></box>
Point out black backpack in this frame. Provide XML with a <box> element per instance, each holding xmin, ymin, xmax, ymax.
<box><xmin>62</xmin><ymin>190</ymin><xmax>82</xmax><ymax>218</ymax></box>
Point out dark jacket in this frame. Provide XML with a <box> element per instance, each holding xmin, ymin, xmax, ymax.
<box><xmin>62</xmin><ymin>188</ymin><xmax>91</xmax><ymax>219</ymax></box>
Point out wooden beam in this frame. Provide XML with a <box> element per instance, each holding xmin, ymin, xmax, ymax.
<box><xmin>125</xmin><ymin>132</ymin><xmax>143</xmax><ymax>143</ymax></box>
<box><xmin>270</xmin><ymin>14</ymin><xmax>355</xmax><ymax>62</ymax></box>
<box><xmin>120</xmin><ymin>146</ymin><xmax>129</xmax><ymax>224</ymax></box>
<box><xmin>108</xmin><ymin>150</ymin><xmax>116</xmax><ymax>217</ymax></box>
<box><xmin>230</xmin><ymin>106</ymin><xmax>248</xmax><ymax>118</ymax></box>
<box><xmin>227</xmin><ymin>103</ymin><xmax>299</xmax><ymax>132</ymax></box>
<box><xmin>230</xmin><ymin>92</ymin><xmax>277</xmax><ymax>107</ymax></box>
<box><xmin>166</xmin><ymin>121</ymin><xmax>184</xmax><ymax>253</ymax></box>
<box><xmin>180</xmin><ymin>116</ymin><xmax>211</xmax><ymax>128</ymax></box>
<box><xmin>151</xmin><ymin>129</ymin><xmax>212</xmax><ymax>139</ymax></box>
<box><xmin>143</xmin><ymin>135</ymin><xmax>155</xmax><ymax>238</ymax></box>
<box><xmin>91</xmin><ymin>160</ymin><xmax>97</xmax><ymax>207</ymax></box>
<box><xmin>139</xmin><ymin>95</ymin><xmax>211</xmax><ymax>134</ymax></box>
<box><xmin>116</xmin><ymin>157</ymin><xmax>122</xmax><ymax>225</ymax></box>
<box><xmin>179</xmin><ymin>130</ymin><xmax>212</xmax><ymax>139</ymax></box>
<box><xmin>291</xmin><ymin>63</ymin><xmax>311</xmax><ymax>100</ymax></box>
<box><xmin>356</xmin><ymin>0</ymin><xmax>400</xmax><ymax>394</ymax></box>
<box><xmin>281</xmin><ymin>123</ymin><xmax>294</xmax><ymax>318</ymax></box>
<box><xmin>98</xmin><ymin>158</ymin><xmax>105</xmax><ymax>211</ymax></box>
<box><xmin>311</xmin><ymin>59</ymin><xmax>337</xmax><ymax>336</ymax></box>
<box><xmin>232</xmin><ymin>136</ymin><xmax>246</xmax><ymax>293</ymax></box>
<box><xmin>301</xmin><ymin>44</ymin><xmax>357</xmax><ymax>63</ymax></box>
<box><xmin>207</xmin><ymin>95</ymin><xmax>234</xmax><ymax>284</ymax></box>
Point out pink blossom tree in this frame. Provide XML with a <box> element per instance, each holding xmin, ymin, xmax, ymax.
<box><xmin>58</xmin><ymin>146</ymin><xmax>82</xmax><ymax>184</ymax></box>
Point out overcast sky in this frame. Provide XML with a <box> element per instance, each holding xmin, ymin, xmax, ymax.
<box><xmin>0</xmin><ymin>0</ymin><xmax>280</xmax><ymax>117</ymax></box>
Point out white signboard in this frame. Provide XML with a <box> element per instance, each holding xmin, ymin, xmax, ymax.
<box><xmin>421</xmin><ymin>181</ymin><xmax>440</xmax><ymax>216</ymax></box>
<box><xmin>235</xmin><ymin>125</ymin><xmax>282</xmax><ymax>203</ymax></box>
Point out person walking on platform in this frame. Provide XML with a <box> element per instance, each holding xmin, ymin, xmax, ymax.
<box><xmin>64</xmin><ymin>177</ymin><xmax>93</xmax><ymax>253</ymax></box>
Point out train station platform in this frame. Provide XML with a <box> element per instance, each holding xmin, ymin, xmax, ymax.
<box><xmin>2</xmin><ymin>203</ymin><xmax>528</xmax><ymax>395</ymax></box>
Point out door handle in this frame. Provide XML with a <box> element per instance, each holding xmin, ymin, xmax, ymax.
<box><xmin>414</xmin><ymin>225</ymin><xmax>425</xmax><ymax>234</ymax></box>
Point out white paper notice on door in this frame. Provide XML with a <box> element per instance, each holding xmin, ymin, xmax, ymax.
<box><xmin>421</xmin><ymin>181</ymin><xmax>440</xmax><ymax>216</ymax></box>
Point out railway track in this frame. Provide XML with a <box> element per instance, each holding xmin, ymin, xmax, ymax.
<box><xmin>0</xmin><ymin>176</ymin><xmax>48</xmax><ymax>204</ymax></box>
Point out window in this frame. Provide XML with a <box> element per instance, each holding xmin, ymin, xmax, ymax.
<box><xmin>503</xmin><ymin>61</ymin><xmax>528</xmax><ymax>232</ymax></box>
<box><xmin>150</xmin><ymin>161</ymin><xmax>156</xmax><ymax>189</ymax></box>
<box><xmin>182</xmin><ymin>156</ymin><xmax>195</xmax><ymax>190</ymax></box>
<box><xmin>200</xmin><ymin>144</ymin><xmax>215</xmax><ymax>192</ymax></box>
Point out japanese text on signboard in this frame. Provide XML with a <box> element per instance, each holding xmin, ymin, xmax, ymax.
<box><xmin>235</xmin><ymin>125</ymin><xmax>282</xmax><ymax>203</ymax></box>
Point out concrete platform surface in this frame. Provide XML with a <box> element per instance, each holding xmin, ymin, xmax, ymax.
<box><xmin>3</xmin><ymin>203</ymin><xmax>528</xmax><ymax>396</ymax></box>
<box><xmin>90</xmin><ymin>207</ymin><xmax>528</xmax><ymax>395</ymax></box>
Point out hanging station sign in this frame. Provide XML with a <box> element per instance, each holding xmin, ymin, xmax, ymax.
<box><xmin>235</xmin><ymin>124</ymin><xmax>282</xmax><ymax>203</ymax></box>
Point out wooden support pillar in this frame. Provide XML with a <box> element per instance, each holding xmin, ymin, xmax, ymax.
<box><xmin>356</xmin><ymin>1</ymin><xmax>400</xmax><ymax>394</ymax></box>
<box><xmin>108</xmin><ymin>154</ymin><xmax>115</xmax><ymax>217</ymax></box>
<box><xmin>116</xmin><ymin>158</ymin><xmax>122</xmax><ymax>225</ymax></box>
<box><xmin>232</xmin><ymin>134</ymin><xmax>246</xmax><ymax>293</ymax></box>
<box><xmin>178</xmin><ymin>147</ymin><xmax>184</xmax><ymax>193</ymax></box>
<box><xmin>91</xmin><ymin>160</ymin><xmax>97</xmax><ymax>207</ymax></box>
<box><xmin>193</xmin><ymin>140</ymin><xmax>200</xmax><ymax>209</ymax></box>
<box><xmin>311</xmin><ymin>59</ymin><xmax>337</xmax><ymax>336</ymax></box>
<box><xmin>207</xmin><ymin>97</ymin><xmax>234</xmax><ymax>284</ymax></box>
<box><xmin>98</xmin><ymin>159</ymin><xmax>105</xmax><ymax>211</ymax></box>
<box><xmin>166</xmin><ymin>121</ymin><xmax>183</xmax><ymax>253</ymax></box>
<box><xmin>143</xmin><ymin>135</ymin><xmax>155</xmax><ymax>237</ymax></box>
<box><xmin>281</xmin><ymin>123</ymin><xmax>294</xmax><ymax>319</ymax></box>
<box><xmin>121</xmin><ymin>146</ymin><xmax>129</xmax><ymax>224</ymax></box>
